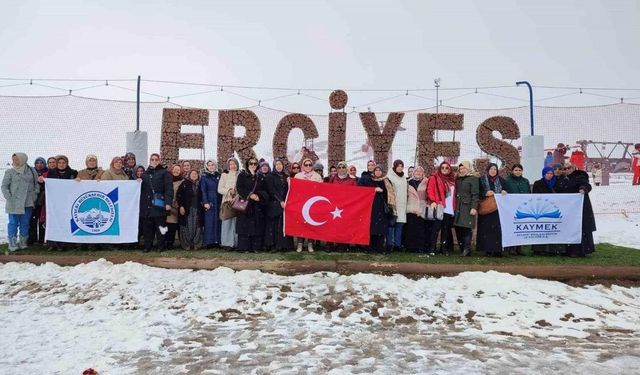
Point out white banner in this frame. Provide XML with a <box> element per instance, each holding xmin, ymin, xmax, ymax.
<box><xmin>495</xmin><ymin>193</ymin><xmax>584</xmax><ymax>247</ymax></box>
<box><xmin>45</xmin><ymin>179</ymin><xmax>141</xmax><ymax>243</ymax></box>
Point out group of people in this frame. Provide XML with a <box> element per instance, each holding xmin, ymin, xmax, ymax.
<box><xmin>2</xmin><ymin>151</ymin><xmax>596</xmax><ymax>257</ymax></box>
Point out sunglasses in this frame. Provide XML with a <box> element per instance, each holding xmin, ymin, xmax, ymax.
<box><xmin>291</xmin><ymin>165</ymin><xmax>300</xmax><ymax>169</ymax></box>
<box><xmin>563</xmin><ymin>167</ymin><xmax>574</xmax><ymax>170</ymax></box>
<box><xmin>249</xmin><ymin>162</ymin><xmax>258</xmax><ymax>166</ymax></box>
<box><xmin>303</xmin><ymin>163</ymin><xmax>312</xmax><ymax>167</ymax></box>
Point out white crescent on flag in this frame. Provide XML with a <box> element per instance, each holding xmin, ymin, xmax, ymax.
<box><xmin>301</xmin><ymin>196</ymin><xmax>330</xmax><ymax>226</ymax></box>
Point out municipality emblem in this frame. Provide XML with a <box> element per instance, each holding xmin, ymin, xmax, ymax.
<box><xmin>70</xmin><ymin>189</ymin><xmax>120</xmax><ymax>236</ymax></box>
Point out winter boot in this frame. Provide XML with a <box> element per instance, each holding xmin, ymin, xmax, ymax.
<box><xmin>18</xmin><ymin>236</ymin><xmax>29</xmax><ymax>250</ymax></box>
<box><xmin>8</xmin><ymin>237</ymin><xmax>19</xmax><ymax>252</ymax></box>
<box><xmin>439</xmin><ymin>242</ymin><xmax>450</xmax><ymax>256</ymax></box>
<box><xmin>296</xmin><ymin>242</ymin><xmax>303</xmax><ymax>253</ymax></box>
<box><xmin>307</xmin><ymin>242</ymin><xmax>314</xmax><ymax>253</ymax></box>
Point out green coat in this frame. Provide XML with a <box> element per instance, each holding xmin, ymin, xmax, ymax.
<box><xmin>453</xmin><ymin>175</ymin><xmax>479</xmax><ymax>229</ymax></box>
<box><xmin>503</xmin><ymin>174</ymin><xmax>531</xmax><ymax>194</ymax></box>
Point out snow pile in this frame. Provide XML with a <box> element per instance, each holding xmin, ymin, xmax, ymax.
<box><xmin>1</xmin><ymin>260</ymin><xmax>639</xmax><ymax>373</ymax></box>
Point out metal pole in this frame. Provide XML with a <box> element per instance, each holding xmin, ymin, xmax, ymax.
<box><xmin>516</xmin><ymin>81</ymin><xmax>534</xmax><ymax>136</ymax></box>
<box><xmin>136</xmin><ymin>75</ymin><xmax>141</xmax><ymax>131</ymax></box>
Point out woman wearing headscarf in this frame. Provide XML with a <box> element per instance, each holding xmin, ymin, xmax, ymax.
<box><xmin>28</xmin><ymin>157</ymin><xmax>48</xmax><ymax>245</ymax></box>
<box><xmin>531</xmin><ymin>166</ymin><xmax>564</xmax><ymax>255</ymax></box>
<box><xmin>122</xmin><ymin>152</ymin><xmax>137</xmax><ymax>180</ymax></box>
<box><xmin>139</xmin><ymin>153</ymin><xmax>173</xmax><ymax>252</ymax></box>
<box><xmin>329</xmin><ymin>161</ymin><xmax>357</xmax><ymax>186</ymax></box>
<box><xmin>181</xmin><ymin>160</ymin><xmax>192</xmax><ymax>178</ymax></box>
<box><xmin>44</xmin><ymin>155</ymin><xmax>78</xmax><ymax>250</ymax></box>
<box><xmin>294</xmin><ymin>157</ymin><xmax>323</xmax><ymax>252</ymax></box>
<box><xmin>360</xmin><ymin>164</ymin><xmax>396</xmax><ymax>254</ymax></box>
<box><xmin>556</xmin><ymin>162</ymin><xmax>596</xmax><ymax>257</ymax></box>
<box><xmin>426</xmin><ymin>161</ymin><xmax>456</xmax><ymax>255</ymax></box>
<box><xmin>264</xmin><ymin>158</ymin><xmax>293</xmax><ymax>251</ymax></box>
<box><xmin>218</xmin><ymin>157</ymin><xmax>240</xmax><ymax>249</ymax></box>
<box><xmin>385</xmin><ymin>159</ymin><xmax>408</xmax><ymax>252</ymax></box>
<box><xmin>359</xmin><ymin>160</ymin><xmax>376</xmax><ymax>186</ymax></box>
<box><xmin>76</xmin><ymin>154</ymin><xmax>103</xmax><ymax>181</ymax></box>
<box><xmin>201</xmin><ymin>159</ymin><xmax>222</xmax><ymax>248</ymax></box>
<box><xmin>503</xmin><ymin>163</ymin><xmax>531</xmax><ymax>255</ymax></box>
<box><xmin>177</xmin><ymin>169</ymin><xmax>204</xmax><ymax>250</ymax></box>
<box><xmin>453</xmin><ymin>161</ymin><xmax>479</xmax><ymax>257</ymax></box>
<box><xmin>348</xmin><ymin>165</ymin><xmax>359</xmax><ymax>183</ymax></box>
<box><xmin>2</xmin><ymin>153</ymin><xmax>39</xmax><ymax>251</ymax></box>
<box><xmin>100</xmin><ymin>157</ymin><xmax>129</xmax><ymax>181</ymax></box>
<box><xmin>288</xmin><ymin>161</ymin><xmax>301</xmax><ymax>178</ymax></box>
<box><xmin>404</xmin><ymin>166</ymin><xmax>429</xmax><ymax>253</ymax></box>
<box><xmin>477</xmin><ymin>163</ymin><xmax>507</xmax><ymax>256</ymax></box>
<box><xmin>165</xmin><ymin>164</ymin><xmax>184</xmax><ymax>249</ymax></box>
<box><xmin>235</xmin><ymin>157</ymin><xmax>269</xmax><ymax>252</ymax></box>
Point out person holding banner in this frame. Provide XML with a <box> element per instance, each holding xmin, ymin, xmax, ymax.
<box><xmin>235</xmin><ymin>157</ymin><xmax>269</xmax><ymax>252</ymax></box>
<box><xmin>218</xmin><ymin>158</ymin><xmax>240</xmax><ymax>250</ymax></box>
<box><xmin>477</xmin><ymin>163</ymin><xmax>506</xmax><ymax>256</ymax></box>
<box><xmin>2</xmin><ymin>153</ymin><xmax>39</xmax><ymax>251</ymax></box>
<box><xmin>100</xmin><ymin>157</ymin><xmax>129</xmax><ymax>181</ymax></box>
<box><xmin>404</xmin><ymin>166</ymin><xmax>429</xmax><ymax>253</ymax></box>
<box><xmin>503</xmin><ymin>164</ymin><xmax>531</xmax><ymax>256</ymax></box>
<box><xmin>557</xmin><ymin>162</ymin><xmax>596</xmax><ymax>257</ymax></box>
<box><xmin>360</xmin><ymin>164</ymin><xmax>396</xmax><ymax>254</ymax></box>
<box><xmin>76</xmin><ymin>154</ymin><xmax>103</xmax><ymax>181</ymax></box>
<box><xmin>453</xmin><ymin>161</ymin><xmax>479</xmax><ymax>257</ymax></box>
<box><xmin>531</xmin><ymin>166</ymin><xmax>565</xmax><ymax>256</ymax></box>
<box><xmin>140</xmin><ymin>153</ymin><xmax>173</xmax><ymax>252</ymax></box>
<box><xmin>427</xmin><ymin>161</ymin><xmax>456</xmax><ymax>256</ymax></box>
<box><xmin>45</xmin><ymin>155</ymin><xmax>78</xmax><ymax>250</ymax></box>
<box><xmin>294</xmin><ymin>158</ymin><xmax>323</xmax><ymax>253</ymax></box>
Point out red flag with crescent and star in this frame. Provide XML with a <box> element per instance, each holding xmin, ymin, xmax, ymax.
<box><xmin>284</xmin><ymin>178</ymin><xmax>376</xmax><ymax>245</ymax></box>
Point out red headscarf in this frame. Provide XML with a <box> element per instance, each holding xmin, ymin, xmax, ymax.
<box><xmin>433</xmin><ymin>161</ymin><xmax>456</xmax><ymax>189</ymax></box>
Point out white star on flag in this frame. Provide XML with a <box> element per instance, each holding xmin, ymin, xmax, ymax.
<box><xmin>330</xmin><ymin>207</ymin><xmax>343</xmax><ymax>219</ymax></box>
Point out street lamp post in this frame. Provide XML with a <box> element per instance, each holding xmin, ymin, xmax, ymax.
<box><xmin>516</xmin><ymin>81</ymin><xmax>534</xmax><ymax>136</ymax></box>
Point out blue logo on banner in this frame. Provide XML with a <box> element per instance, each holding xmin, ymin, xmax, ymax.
<box><xmin>514</xmin><ymin>197</ymin><xmax>562</xmax><ymax>221</ymax></box>
<box><xmin>70</xmin><ymin>189</ymin><xmax>119</xmax><ymax>236</ymax></box>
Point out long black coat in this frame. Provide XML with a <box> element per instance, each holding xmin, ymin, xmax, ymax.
<box><xmin>235</xmin><ymin>170</ymin><xmax>269</xmax><ymax>236</ymax></box>
<box><xmin>361</xmin><ymin>177</ymin><xmax>390</xmax><ymax>236</ymax></box>
<box><xmin>556</xmin><ymin>170</ymin><xmax>596</xmax><ymax>232</ymax></box>
<box><xmin>140</xmin><ymin>165</ymin><xmax>173</xmax><ymax>218</ymax></box>
<box><xmin>176</xmin><ymin>179</ymin><xmax>203</xmax><ymax>226</ymax></box>
<box><xmin>47</xmin><ymin>167</ymin><xmax>78</xmax><ymax>180</ymax></box>
<box><xmin>264</xmin><ymin>171</ymin><xmax>288</xmax><ymax>217</ymax></box>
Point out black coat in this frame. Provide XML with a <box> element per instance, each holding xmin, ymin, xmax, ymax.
<box><xmin>235</xmin><ymin>170</ymin><xmax>269</xmax><ymax>236</ymax></box>
<box><xmin>532</xmin><ymin>178</ymin><xmax>556</xmax><ymax>194</ymax></box>
<box><xmin>47</xmin><ymin>167</ymin><xmax>78</xmax><ymax>180</ymax></box>
<box><xmin>265</xmin><ymin>171</ymin><xmax>288</xmax><ymax>217</ymax></box>
<box><xmin>361</xmin><ymin>177</ymin><xmax>389</xmax><ymax>236</ymax></box>
<box><xmin>176</xmin><ymin>179</ymin><xmax>204</xmax><ymax>226</ymax></box>
<box><xmin>140</xmin><ymin>165</ymin><xmax>173</xmax><ymax>218</ymax></box>
<box><xmin>556</xmin><ymin>170</ymin><xmax>596</xmax><ymax>232</ymax></box>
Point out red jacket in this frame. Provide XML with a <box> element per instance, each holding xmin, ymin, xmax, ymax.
<box><xmin>427</xmin><ymin>175</ymin><xmax>456</xmax><ymax>209</ymax></box>
<box><xmin>329</xmin><ymin>175</ymin><xmax>357</xmax><ymax>186</ymax></box>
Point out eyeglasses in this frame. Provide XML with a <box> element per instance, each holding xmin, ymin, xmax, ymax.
<box><xmin>564</xmin><ymin>167</ymin><xmax>574</xmax><ymax>170</ymax></box>
<box><xmin>303</xmin><ymin>163</ymin><xmax>312</xmax><ymax>167</ymax></box>
<box><xmin>291</xmin><ymin>165</ymin><xmax>300</xmax><ymax>169</ymax></box>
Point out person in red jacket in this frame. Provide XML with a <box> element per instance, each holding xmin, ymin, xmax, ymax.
<box><xmin>569</xmin><ymin>148</ymin><xmax>586</xmax><ymax>171</ymax></box>
<box><xmin>329</xmin><ymin>161</ymin><xmax>357</xmax><ymax>186</ymax></box>
<box><xmin>426</xmin><ymin>161</ymin><xmax>456</xmax><ymax>255</ymax></box>
<box><xmin>632</xmin><ymin>143</ymin><xmax>640</xmax><ymax>185</ymax></box>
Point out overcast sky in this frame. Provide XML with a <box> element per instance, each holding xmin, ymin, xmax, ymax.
<box><xmin>1</xmin><ymin>0</ymin><xmax>639</xmax><ymax>111</ymax></box>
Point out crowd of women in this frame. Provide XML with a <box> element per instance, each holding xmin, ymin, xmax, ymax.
<box><xmin>2</xmin><ymin>151</ymin><xmax>596</xmax><ymax>257</ymax></box>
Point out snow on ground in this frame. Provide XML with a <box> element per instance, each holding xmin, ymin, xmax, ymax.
<box><xmin>0</xmin><ymin>260</ymin><xmax>639</xmax><ymax>374</ymax></box>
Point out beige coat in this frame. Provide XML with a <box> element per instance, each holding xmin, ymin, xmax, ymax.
<box><xmin>218</xmin><ymin>171</ymin><xmax>238</xmax><ymax>204</ymax></box>
<box><xmin>386</xmin><ymin>171</ymin><xmax>408</xmax><ymax>223</ymax></box>
<box><xmin>100</xmin><ymin>168</ymin><xmax>129</xmax><ymax>181</ymax></box>
<box><xmin>294</xmin><ymin>171</ymin><xmax>323</xmax><ymax>182</ymax></box>
<box><xmin>167</xmin><ymin>179</ymin><xmax>183</xmax><ymax>224</ymax></box>
<box><xmin>406</xmin><ymin>177</ymin><xmax>428</xmax><ymax>219</ymax></box>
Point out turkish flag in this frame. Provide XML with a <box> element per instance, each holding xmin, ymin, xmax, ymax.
<box><xmin>284</xmin><ymin>179</ymin><xmax>375</xmax><ymax>245</ymax></box>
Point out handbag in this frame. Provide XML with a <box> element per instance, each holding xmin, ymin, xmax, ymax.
<box><xmin>219</xmin><ymin>190</ymin><xmax>237</xmax><ymax>220</ymax></box>
<box><xmin>426</xmin><ymin>204</ymin><xmax>444</xmax><ymax>221</ymax></box>
<box><xmin>478</xmin><ymin>195</ymin><xmax>497</xmax><ymax>215</ymax></box>
<box><xmin>232</xmin><ymin>175</ymin><xmax>258</xmax><ymax>214</ymax></box>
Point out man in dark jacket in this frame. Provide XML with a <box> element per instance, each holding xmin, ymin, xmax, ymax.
<box><xmin>140</xmin><ymin>153</ymin><xmax>173</xmax><ymax>252</ymax></box>
<box><xmin>556</xmin><ymin>162</ymin><xmax>596</xmax><ymax>257</ymax></box>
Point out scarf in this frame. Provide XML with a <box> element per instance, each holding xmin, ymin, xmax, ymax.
<box><xmin>12</xmin><ymin>153</ymin><xmax>28</xmax><ymax>174</ymax></box>
<box><xmin>541</xmin><ymin>166</ymin><xmax>557</xmax><ymax>189</ymax></box>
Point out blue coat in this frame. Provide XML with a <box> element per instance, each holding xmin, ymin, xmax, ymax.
<box><xmin>200</xmin><ymin>171</ymin><xmax>222</xmax><ymax>245</ymax></box>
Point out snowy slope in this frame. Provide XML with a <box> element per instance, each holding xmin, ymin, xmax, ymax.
<box><xmin>0</xmin><ymin>260</ymin><xmax>639</xmax><ymax>374</ymax></box>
